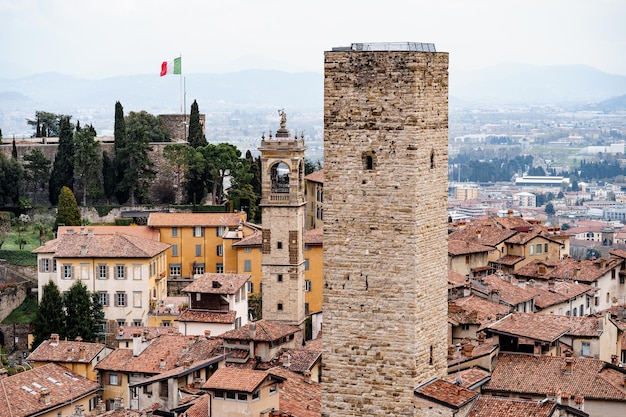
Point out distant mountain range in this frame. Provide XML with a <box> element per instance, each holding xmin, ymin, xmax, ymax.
<box><xmin>1</xmin><ymin>63</ymin><xmax>626</xmax><ymax>136</ymax></box>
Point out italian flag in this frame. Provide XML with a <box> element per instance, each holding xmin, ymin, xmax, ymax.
<box><xmin>160</xmin><ymin>57</ymin><xmax>181</xmax><ymax>76</ymax></box>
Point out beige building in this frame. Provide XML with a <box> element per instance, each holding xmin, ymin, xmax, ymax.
<box><xmin>304</xmin><ymin>169</ymin><xmax>324</xmax><ymax>230</ymax></box>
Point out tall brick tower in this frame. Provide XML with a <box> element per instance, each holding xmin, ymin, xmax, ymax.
<box><xmin>322</xmin><ymin>43</ymin><xmax>449</xmax><ymax>416</ymax></box>
<box><xmin>259</xmin><ymin>111</ymin><xmax>307</xmax><ymax>329</ymax></box>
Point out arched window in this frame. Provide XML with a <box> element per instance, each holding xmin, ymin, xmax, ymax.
<box><xmin>362</xmin><ymin>150</ymin><xmax>376</xmax><ymax>171</ymax></box>
<box><xmin>271</xmin><ymin>162</ymin><xmax>290</xmax><ymax>193</ymax></box>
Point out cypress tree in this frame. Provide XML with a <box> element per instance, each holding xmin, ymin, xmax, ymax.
<box><xmin>11</xmin><ymin>138</ymin><xmax>17</xmax><ymax>159</ymax></box>
<box><xmin>188</xmin><ymin>100</ymin><xmax>207</xmax><ymax>148</ymax></box>
<box><xmin>36</xmin><ymin>119</ymin><xmax>41</xmax><ymax>137</ymax></box>
<box><xmin>32</xmin><ymin>281</ymin><xmax>65</xmax><ymax>348</ymax></box>
<box><xmin>48</xmin><ymin>116</ymin><xmax>75</xmax><ymax>205</ymax></box>
<box><xmin>113</xmin><ymin>101</ymin><xmax>129</xmax><ymax>203</ymax></box>
<box><xmin>64</xmin><ymin>280</ymin><xmax>98</xmax><ymax>342</ymax></box>
<box><xmin>56</xmin><ymin>186</ymin><xmax>81</xmax><ymax>227</ymax></box>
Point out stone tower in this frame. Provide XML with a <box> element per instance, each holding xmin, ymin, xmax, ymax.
<box><xmin>322</xmin><ymin>43</ymin><xmax>449</xmax><ymax>416</ymax></box>
<box><xmin>259</xmin><ymin>111</ymin><xmax>307</xmax><ymax>329</ymax></box>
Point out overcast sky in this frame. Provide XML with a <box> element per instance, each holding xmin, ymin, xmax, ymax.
<box><xmin>1</xmin><ymin>0</ymin><xmax>625</xmax><ymax>79</ymax></box>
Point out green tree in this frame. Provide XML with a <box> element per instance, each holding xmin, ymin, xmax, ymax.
<box><xmin>27</xmin><ymin>111</ymin><xmax>65</xmax><ymax>138</ymax></box>
<box><xmin>56</xmin><ymin>186</ymin><xmax>81</xmax><ymax>227</ymax></box>
<box><xmin>163</xmin><ymin>143</ymin><xmax>195</xmax><ymax>203</ymax></box>
<box><xmin>113</xmin><ymin>101</ymin><xmax>128</xmax><ymax>203</ymax></box>
<box><xmin>200</xmin><ymin>143</ymin><xmax>247</xmax><ymax>205</ymax></box>
<box><xmin>304</xmin><ymin>158</ymin><xmax>322</xmax><ymax>175</ymax></box>
<box><xmin>32</xmin><ymin>280</ymin><xmax>65</xmax><ymax>348</ymax></box>
<box><xmin>64</xmin><ymin>280</ymin><xmax>101</xmax><ymax>342</ymax></box>
<box><xmin>0</xmin><ymin>152</ymin><xmax>23</xmax><ymax>205</ymax></box>
<box><xmin>545</xmin><ymin>202</ymin><xmax>555</xmax><ymax>216</ymax></box>
<box><xmin>48</xmin><ymin>116</ymin><xmax>75</xmax><ymax>205</ymax></box>
<box><xmin>188</xmin><ymin>100</ymin><xmax>207</xmax><ymax>148</ymax></box>
<box><xmin>11</xmin><ymin>138</ymin><xmax>17</xmax><ymax>159</ymax></box>
<box><xmin>125</xmin><ymin>111</ymin><xmax>170</xmax><ymax>143</ymax></box>
<box><xmin>116</xmin><ymin>122</ymin><xmax>156</xmax><ymax>205</ymax></box>
<box><xmin>185</xmin><ymin>150</ymin><xmax>208</xmax><ymax>205</ymax></box>
<box><xmin>73</xmin><ymin>125</ymin><xmax>103</xmax><ymax>205</ymax></box>
<box><xmin>0</xmin><ymin>212</ymin><xmax>10</xmax><ymax>249</ymax></box>
<box><xmin>23</xmin><ymin>148</ymin><xmax>51</xmax><ymax>204</ymax></box>
<box><xmin>101</xmin><ymin>151</ymin><xmax>116</xmax><ymax>201</ymax></box>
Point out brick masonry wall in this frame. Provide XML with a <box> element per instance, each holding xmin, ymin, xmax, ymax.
<box><xmin>322</xmin><ymin>48</ymin><xmax>449</xmax><ymax>416</ymax></box>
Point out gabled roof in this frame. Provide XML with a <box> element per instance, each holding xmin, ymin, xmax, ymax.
<box><xmin>471</xmin><ymin>274</ymin><xmax>537</xmax><ymax>306</ymax></box>
<box><xmin>38</xmin><ymin>232</ymin><xmax>170</xmax><ymax>258</ymax></box>
<box><xmin>261</xmin><ymin>347</ymin><xmax>322</xmax><ymax>374</ymax></box>
<box><xmin>202</xmin><ymin>367</ymin><xmax>285</xmax><ymax>393</ymax></box>
<box><xmin>147</xmin><ymin>212</ymin><xmax>245</xmax><ymax>227</ymax></box>
<box><xmin>466</xmin><ymin>396</ymin><xmax>561</xmax><ymax>417</ymax></box>
<box><xmin>182</xmin><ymin>273</ymin><xmax>250</xmax><ymax>295</ymax></box>
<box><xmin>448</xmin><ymin>270</ymin><xmax>469</xmax><ymax>289</ymax></box>
<box><xmin>485</xmin><ymin>353</ymin><xmax>626</xmax><ymax>401</ymax></box>
<box><xmin>268</xmin><ymin>367</ymin><xmax>321</xmax><ymax>417</ymax></box>
<box><xmin>27</xmin><ymin>337</ymin><xmax>106</xmax><ymax>363</ymax></box>
<box><xmin>0</xmin><ymin>363</ymin><xmax>101</xmax><ymax>417</ymax></box>
<box><xmin>304</xmin><ymin>227</ymin><xmax>323</xmax><ymax>245</ymax></box>
<box><xmin>486</xmin><ymin>313</ymin><xmax>604</xmax><ymax>343</ymax></box>
<box><xmin>442</xmin><ymin>367</ymin><xmax>491</xmax><ymax>390</ymax></box>
<box><xmin>448</xmin><ymin>221</ymin><xmax>516</xmax><ymax>247</ymax></box>
<box><xmin>177</xmin><ymin>310</ymin><xmax>236</xmax><ymax>324</ymax></box>
<box><xmin>533</xmin><ymin>281</ymin><xmax>597</xmax><ymax>310</ymax></box>
<box><xmin>448</xmin><ymin>240</ymin><xmax>493</xmax><ymax>256</ymax></box>
<box><xmin>231</xmin><ymin>231</ymin><xmax>262</xmax><ymax>247</ymax></box>
<box><xmin>414</xmin><ymin>378</ymin><xmax>478</xmax><ymax>409</ymax></box>
<box><xmin>96</xmin><ymin>334</ymin><xmax>219</xmax><ymax>374</ymax></box>
<box><xmin>449</xmin><ymin>295</ymin><xmax>511</xmax><ymax>325</ymax></box>
<box><xmin>57</xmin><ymin>225</ymin><xmax>159</xmax><ymax>240</ymax></box>
<box><xmin>221</xmin><ymin>320</ymin><xmax>300</xmax><ymax>342</ymax></box>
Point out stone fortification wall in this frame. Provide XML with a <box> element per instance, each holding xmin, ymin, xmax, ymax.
<box><xmin>158</xmin><ymin>114</ymin><xmax>206</xmax><ymax>142</ymax></box>
<box><xmin>322</xmin><ymin>46</ymin><xmax>449</xmax><ymax>416</ymax></box>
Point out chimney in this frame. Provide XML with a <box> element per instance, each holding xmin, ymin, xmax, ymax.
<box><xmin>539</xmin><ymin>265</ymin><xmax>546</xmax><ymax>274</ymax></box>
<box><xmin>159</xmin><ymin>358</ymin><xmax>166</xmax><ymax>369</ymax></box>
<box><xmin>282</xmin><ymin>354</ymin><xmax>291</xmax><ymax>368</ymax></box>
<box><xmin>249</xmin><ymin>322</ymin><xmax>257</xmax><ymax>340</ymax></box>
<box><xmin>50</xmin><ymin>333</ymin><xmax>60</xmax><ymax>344</ymax></box>
<box><xmin>477</xmin><ymin>333</ymin><xmax>486</xmax><ymax>345</ymax></box>
<box><xmin>79</xmin><ymin>346</ymin><xmax>86</xmax><ymax>361</ymax></box>
<box><xmin>87</xmin><ymin>228</ymin><xmax>94</xmax><ymax>237</ymax></box>
<box><xmin>475</xmin><ymin>230</ymin><xmax>481</xmax><ymax>240</ymax></box>
<box><xmin>573</xmin><ymin>396</ymin><xmax>584</xmax><ymax>411</ymax></box>
<box><xmin>39</xmin><ymin>388</ymin><xmax>51</xmax><ymax>405</ymax></box>
<box><xmin>611</xmin><ymin>355</ymin><xmax>618</xmax><ymax>365</ymax></box>
<box><xmin>548</xmin><ymin>280</ymin><xmax>555</xmax><ymax>291</ymax></box>
<box><xmin>204</xmin><ymin>329</ymin><xmax>211</xmax><ymax>339</ymax></box>
<box><xmin>564</xmin><ymin>358</ymin><xmax>574</xmax><ymax>374</ymax></box>
<box><xmin>561</xmin><ymin>391</ymin><xmax>571</xmax><ymax>407</ymax></box>
<box><xmin>447</xmin><ymin>345</ymin><xmax>457</xmax><ymax>359</ymax></box>
<box><xmin>462</xmin><ymin>343</ymin><xmax>475</xmax><ymax>357</ymax></box>
<box><xmin>75</xmin><ymin>336</ymin><xmax>83</xmax><ymax>342</ymax></box>
<box><xmin>490</xmin><ymin>289</ymin><xmax>501</xmax><ymax>304</ymax></box>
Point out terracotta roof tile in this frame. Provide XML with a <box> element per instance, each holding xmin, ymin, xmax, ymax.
<box><xmin>202</xmin><ymin>367</ymin><xmax>284</xmax><ymax>392</ymax></box>
<box><xmin>0</xmin><ymin>363</ymin><xmax>101</xmax><ymax>417</ymax></box>
<box><xmin>57</xmin><ymin>225</ymin><xmax>159</xmax><ymax>240</ymax></box>
<box><xmin>533</xmin><ymin>280</ymin><xmax>597</xmax><ymax>309</ymax></box>
<box><xmin>442</xmin><ymin>367</ymin><xmax>491</xmax><ymax>389</ymax></box>
<box><xmin>304</xmin><ymin>169</ymin><xmax>323</xmax><ymax>183</ymax></box>
<box><xmin>148</xmin><ymin>212</ymin><xmax>245</xmax><ymax>227</ymax></box>
<box><xmin>232</xmin><ymin>231</ymin><xmax>263</xmax><ymax>247</ymax></box>
<box><xmin>177</xmin><ymin>309</ymin><xmax>236</xmax><ymax>324</ymax></box>
<box><xmin>515</xmin><ymin>256</ymin><xmax>620</xmax><ymax>284</ymax></box>
<box><xmin>449</xmin><ymin>295</ymin><xmax>511</xmax><ymax>325</ymax></box>
<box><xmin>448</xmin><ymin>240</ymin><xmax>493</xmax><ymax>256</ymax></box>
<box><xmin>27</xmin><ymin>338</ymin><xmax>106</xmax><ymax>363</ymax></box>
<box><xmin>221</xmin><ymin>320</ymin><xmax>301</xmax><ymax>342</ymax></box>
<box><xmin>486</xmin><ymin>313</ymin><xmax>597</xmax><ymax>342</ymax></box>
<box><xmin>182</xmin><ymin>273</ymin><xmax>250</xmax><ymax>294</ymax></box>
<box><xmin>485</xmin><ymin>353</ymin><xmax>626</xmax><ymax>400</ymax></box>
<box><xmin>471</xmin><ymin>274</ymin><xmax>537</xmax><ymax>306</ymax></box>
<box><xmin>304</xmin><ymin>227</ymin><xmax>323</xmax><ymax>245</ymax></box>
<box><xmin>448</xmin><ymin>270</ymin><xmax>469</xmax><ymax>288</ymax></box>
<box><xmin>116</xmin><ymin>325</ymin><xmax>180</xmax><ymax>341</ymax></box>
<box><xmin>466</xmin><ymin>396</ymin><xmax>556</xmax><ymax>417</ymax></box>
<box><xmin>50</xmin><ymin>232</ymin><xmax>170</xmax><ymax>258</ymax></box>
<box><xmin>448</xmin><ymin>221</ymin><xmax>516</xmax><ymax>247</ymax></box>
<box><xmin>414</xmin><ymin>378</ymin><xmax>478</xmax><ymax>409</ymax></box>
<box><xmin>96</xmin><ymin>334</ymin><xmax>200</xmax><ymax>373</ymax></box>
<box><xmin>268</xmin><ymin>366</ymin><xmax>321</xmax><ymax>417</ymax></box>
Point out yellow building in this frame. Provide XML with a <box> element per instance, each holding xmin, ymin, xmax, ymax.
<box><xmin>305</xmin><ymin>169</ymin><xmax>324</xmax><ymax>230</ymax></box>
<box><xmin>26</xmin><ymin>334</ymin><xmax>112</xmax><ymax>382</ymax></box>
<box><xmin>147</xmin><ymin>212</ymin><xmax>252</xmax><ymax>278</ymax></box>
<box><xmin>33</xmin><ymin>228</ymin><xmax>170</xmax><ymax>328</ymax></box>
<box><xmin>0</xmin><ymin>363</ymin><xmax>101</xmax><ymax>417</ymax></box>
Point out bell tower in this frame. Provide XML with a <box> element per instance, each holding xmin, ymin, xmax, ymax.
<box><xmin>258</xmin><ymin>111</ymin><xmax>307</xmax><ymax>328</ymax></box>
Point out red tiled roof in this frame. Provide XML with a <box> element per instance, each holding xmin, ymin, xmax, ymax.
<box><xmin>27</xmin><ymin>338</ymin><xmax>106</xmax><ymax>363</ymax></box>
<box><xmin>448</xmin><ymin>270</ymin><xmax>468</xmax><ymax>288</ymax></box>
<box><xmin>485</xmin><ymin>312</ymin><xmax>604</xmax><ymax>342</ymax></box>
<box><xmin>485</xmin><ymin>353</ymin><xmax>626</xmax><ymax>401</ymax></box>
<box><xmin>449</xmin><ymin>295</ymin><xmax>511</xmax><ymax>325</ymax></box>
<box><xmin>466</xmin><ymin>396</ymin><xmax>556</xmax><ymax>417</ymax></box>
<box><xmin>232</xmin><ymin>231</ymin><xmax>262</xmax><ymax>247</ymax></box>
<box><xmin>304</xmin><ymin>227</ymin><xmax>323</xmax><ymax>245</ymax></box>
<box><xmin>304</xmin><ymin>169</ymin><xmax>323</xmax><ymax>183</ymax></box>
<box><xmin>49</xmin><ymin>232</ymin><xmax>170</xmax><ymax>258</ymax></box>
<box><xmin>177</xmin><ymin>309</ymin><xmax>236</xmax><ymax>324</ymax></box>
<box><xmin>533</xmin><ymin>280</ymin><xmax>596</xmax><ymax>309</ymax></box>
<box><xmin>414</xmin><ymin>378</ymin><xmax>478</xmax><ymax>409</ymax></box>
<box><xmin>221</xmin><ymin>320</ymin><xmax>301</xmax><ymax>342</ymax></box>
<box><xmin>0</xmin><ymin>363</ymin><xmax>101</xmax><ymax>417</ymax></box>
<box><xmin>269</xmin><ymin>366</ymin><xmax>321</xmax><ymax>417</ymax></box>
<box><xmin>442</xmin><ymin>367</ymin><xmax>491</xmax><ymax>389</ymax></box>
<box><xmin>148</xmin><ymin>212</ymin><xmax>245</xmax><ymax>227</ymax></box>
<box><xmin>448</xmin><ymin>221</ymin><xmax>516</xmax><ymax>247</ymax></box>
<box><xmin>202</xmin><ymin>367</ymin><xmax>285</xmax><ymax>392</ymax></box>
<box><xmin>471</xmin><ymin>274</ymin><xmax>537</xmax><ymax>306</ymax></box>
<box><xmin>57</xmin><ymin>225</ymin><xmax>159</xmax><ymax>240</ymax></box>
<box><xmin>182</xmin><ymin>273</ymin><xmax>250</xmax><ymax>294</ymax></box>
<box><xmin>448</xmin><ymin>240</ymin><xmax>493</xmax><ymax>256</ymax></box>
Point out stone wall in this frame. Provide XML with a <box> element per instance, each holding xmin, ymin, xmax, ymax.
<box><xmin>321</xmin><ymin>46</ymin><xmax>449</xmax><ymax>416</ymax></box>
